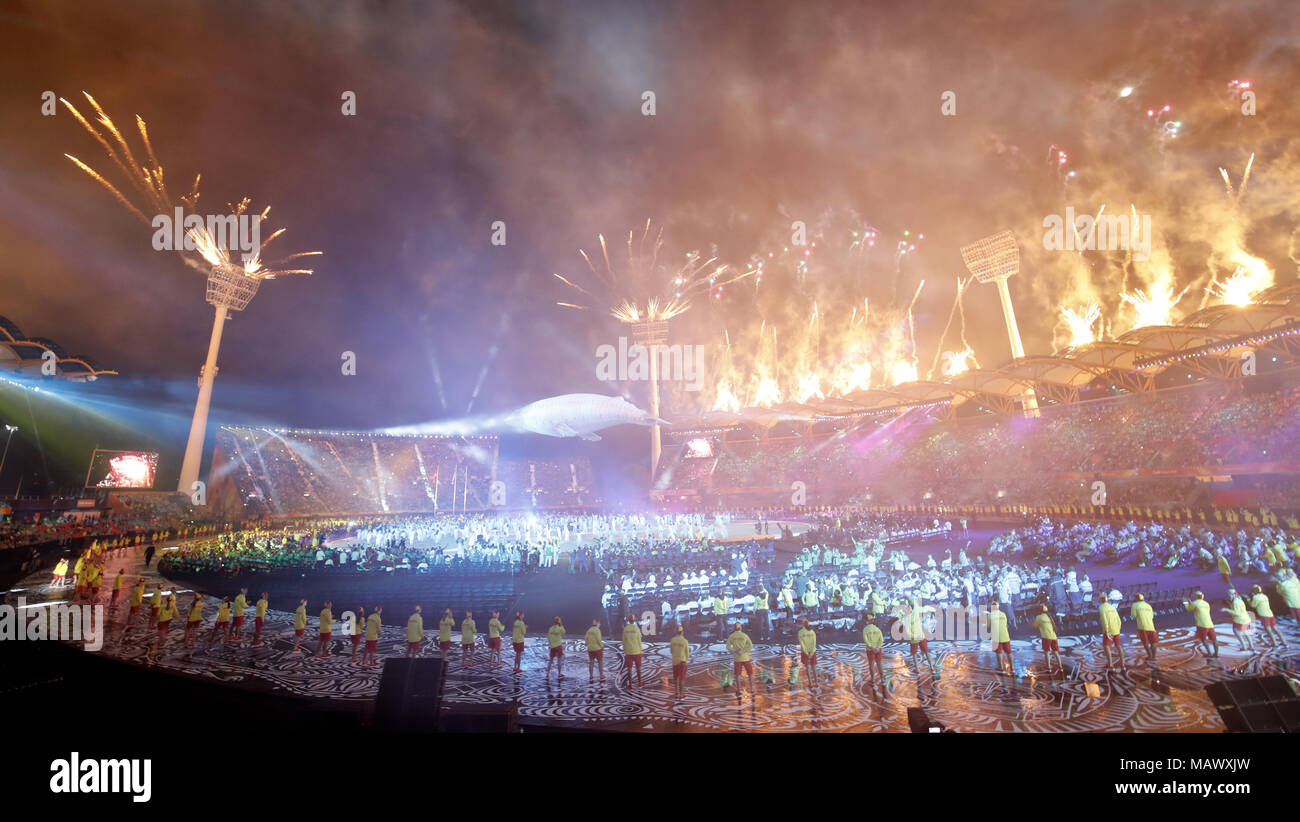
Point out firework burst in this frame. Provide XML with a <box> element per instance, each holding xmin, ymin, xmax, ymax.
<box><xmin>555</xmin><ymin>219</ymin><xmax>753</xmax><ymax>323</ymax></box>
<box><xmin>62</xmin><ymin>92</ymin><xmax>319</xmax><ymax>281</ymax></box>
<box><xmin>1060</xmin><ymin>302</ymin><xmax>1102</xmax><ymax>348</ymax></box>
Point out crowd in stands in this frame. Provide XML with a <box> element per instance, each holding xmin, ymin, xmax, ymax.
<box><xmin>669</xmin><ymin>382</ymin><xmax>1300</xmax><ymax>509</ymax></box>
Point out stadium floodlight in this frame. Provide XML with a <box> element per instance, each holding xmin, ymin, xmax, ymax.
<box><xmin>176</xmin><ymin>263</ymin><xmax>263</xmax><ymax>494</ymax></box>
<box><xmin>959</xmin><ymin>230</ymin><xmax>1038</xmax><ymax>414</ymax></box>
<box><xmin>630</xmin><ymin>318</ymin><xmax>670</xmax><ymax>476</ymax></box>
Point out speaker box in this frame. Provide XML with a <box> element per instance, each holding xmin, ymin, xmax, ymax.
<box><xmin>440</xmin><ymin>703</ymin><xmax>519</xmax><ymax>733</ymax></box>
<box><xmin>374</xmin><ymin>657</ymin><xmax>446</xmax><ymax>732</ymax></box>
<box><xmin>1205</xmin><ymin>675</ymin><xmax>1300</xmax><ymax>733</ymax></box>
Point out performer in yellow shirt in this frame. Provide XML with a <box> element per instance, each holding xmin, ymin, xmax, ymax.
<box><xmin>438</xmin><ymin>608</ymin><xmax>455</xmax><ymax>656</ymax></box>
<box><xmin>316</xmin><ymin>600</ymin><xmax>334</xmax><ymax>658</ymax></box>
<box><xmin>1250</xmin><ymin>585</ymin><xmax>1287</xmax><ymax>649</ymax></box>
<box><xmin>292</xmin><ymin>598</ymin><xmax>308</xmax><ymax>654</ymax></box>
<box><xmin>1130</xmin><ymin>594</ymin><xmax>1157</xmax><ymax>661</ymax></box>
<box><xmin>406</xmin><ymin>605</ymin><xmax>424</xmax><ymax>658</ymax></box>
<box><xmin>511</xmin><ymin>610</ymin><xmax>527</xmax><ymax>673</ymax></box>
<box><xmin>797</xmin><ymin>620</ymin><xmax>819</xmax><ymax>681</ymax></box>
<box><xmin>230</xmin><ymin>588</ymin><xmax>249</xmax><ymax>641</ymax></box>
<box><xmin>460</xmin><ymin>611</ymin><xmax>477</xmax><ymax>667</ymax></box>
<box><xmin>252</xmin><ymin>593</ymin><xmax>269</xmax><ymax>646</ymax></box>
<box><xmin>350</xmin><ymin>606</ymin><xmax>365</xmax><ymax>662</ymax></box>
<box><xmin>1097</xmin><ymin>594</ymin><xmax>1125</xmax><ymax>668</ymax></box>
<box><xmin>669</xmin><ymin>625</ymin><xmax>690</xmax><ymax>698</ymax></box>
<box><xmin>128</xmin><ymin>577</ymin><xmax>146</xmax><ymax>625</ymax></box>
<box><xmin>487</xmin><ymin>610</ymin><xmax>506</xmax><ymax>668</ymax></box>
<box><xmin>362</xmin><ymin>605</ymin><xmax>383</xmax><ymax>666</ymax></box>
<box><xmin>986</xmin><ymin>600</ymin><xmax>1013</xmax><ymax>675</ymax></box>
<box><xmin>1182</xmin><ymin>592</ymin><xmax>1218</xmax><ymax>658</ymax></box>
<box><xmin>110</xmin><ymin>569</ymin><xmax>125</xmax><ymax>609</ymax></box>
<box><xmin>184</xmin><ymin>594</ymin><xmax>205</xmax><ymax>646</ymax></box>
<box><xmin>622</xmin><ymin>616</ymin><xmax>644</xmax><ymax>687</ymax></box>
<box><xmin>1221</xmin><ymin>590</ymin><xmax>1254</xmax><ymax>652</ymax></box>
<box><xmin>726</xmin><ymin>623</ymin><xmax>755</xmax><ymax>695</ymax></box>
<box><xmin>584</xmin><ymin>619</ymin><xmax>606</xmax><ymax>682</ymax></box>
<box><xmin>210</xmin><ymin>596</ymin><xmax>232</xmax><ymax>647</ymax></box>
<box><xmin>546</xmin><ymin>617</ymin><xmax>567</xmax><ymax>681</ymax></box>
<box><xmin>1033</xmin><ymin>605</ymin><xmax>1063</xmax><ymax>671</ymax></box>
<box><xmin>861</xmin><ymin>620</ymin><xmax>885</xmax><ymax>685</ymax></box>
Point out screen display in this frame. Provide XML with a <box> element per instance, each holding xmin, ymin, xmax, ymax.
<box><xmin>683</xmin><ymin>437</ymin><xmax>716</xmax><ymax>459</ymax></box>
<box><xmin>86</xmin><ymin>450</ymin><xmax>159</xmax><ymax>489</ymax></box>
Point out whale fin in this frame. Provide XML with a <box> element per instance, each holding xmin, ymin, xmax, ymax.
<box><xmin>554</xmin><ymin>422</ymin><xmax>580</xmax><ymax>438</ymax></box>
<box><xmin>579</xmin><ymin>431</ymin><xmax>602</xmax><ymax>442</ymax></box>
<box><xmin>642</xmin><ymin>416</ymin><xmax>671</xmax><ymax>426</ymax></box>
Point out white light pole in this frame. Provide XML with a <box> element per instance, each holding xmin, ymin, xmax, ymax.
<box><xmin>960</xmin><ymin>230</ymin><xmax>1039</xmax><ymax>415</ymax></box>
<box><xmin>177</xmin><ymin>262</ymin><xmax>262</xmax><ymax>493</ymax></box>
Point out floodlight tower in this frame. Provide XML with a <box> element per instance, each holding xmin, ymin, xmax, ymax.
<box><xmin>959</xmin><ymin>230</ymin><xmax>1039</xmax><ymax>415</ymax></box>
<box><xmin>176</xmin><ymin>263</ymin><xmax>263</xmax><ymax>494</ymax></box>
<box><xmin>629</xmin><ymin>318</ymin><xmax>670</xmax><ymax>478</ymax></box>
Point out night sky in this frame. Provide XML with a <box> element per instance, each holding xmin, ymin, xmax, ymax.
<box><xmin>1</xmin><ymin>0</ymin><xmax>1297</xmax><ymax>471</ymax></box>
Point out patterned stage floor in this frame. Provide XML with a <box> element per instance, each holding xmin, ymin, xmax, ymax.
<box><xmin>12</xmin><ymin>592</ymin><xmax>1299</xmax><ymax>732</ymax></box>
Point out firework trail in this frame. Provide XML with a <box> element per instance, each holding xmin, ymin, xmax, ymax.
<box><xmin>62</xmin><ymin>91</ymin><xmax>319</xmax><ymax>280</ymax></box>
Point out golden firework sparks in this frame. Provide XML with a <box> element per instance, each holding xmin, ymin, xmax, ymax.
<box><xmin>1060</xmin><ymin>303</ymin><xmax>1102</xmax><ymax>347</ymax></box>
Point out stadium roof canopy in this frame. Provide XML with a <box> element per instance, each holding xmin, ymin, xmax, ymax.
<box><xmin>666</xmin><ymin>280</ymin><xmax>1300</xmax><ymax>434</ymax></box>
<box><xmin>0</xmin><ymin>314</ymin><xmax>117</xmax><ymax>382</ymax></box>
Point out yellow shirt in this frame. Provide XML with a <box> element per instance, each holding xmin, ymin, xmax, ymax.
<box><xmin>986</xmin><ymin>609</ymin><xmax>1010</xmax><ymax>643</ymax></box>
<box><xmin>365</xmin><ymin>612</ymin><xmax>382</xmax><ymax>641</ymax></box>
<box><xmin>513</xmin><ymin>618</ymin><xmax>527</xmax><ymax>643</ymax></box>
<box><xmin>1098</xmin><ymin>603</ymin><xmax>1121</xmax><ymax>636</ymax></box>
<box><xmin>1131</xmin><ymin>601</ymin><xmax>1155</xmax><ymax>632</ymax></box>
<box><xmin>130</xmin><ymin>584</ymin><xmax>145</xmax><ymax>607</ymax></box>
<box><xmin>216</xmin><ymin>603</ymin><xmax>231</xmax><ymax>624</ymax></box>
<box><xmin>319</xmin><ymin>607</ymin><xmax>333</xmax><ymax>634</ymax></box>
<box><xmin>622</xmin><ymin>623</ymin><xmax>643</xmax><ymax>655</ymax></box>
<box><xmin>797</xmin><ymin>627</ymin><xmax>817</xmax><ymax>655</ymax></box>
<box><xmin>488</xmin><ymin>618</ymin><xmax>504</xmax><ymax>638</ymax></box>
<box><xmin>670</xmin><ymin>634</ymin><xmax>690</xmax><ymax>664</ymax></box>
<box><xmin>407</xmin><ymin>613</ymin><xmax>424</xmax><ymax>642</ymax></box>
<box><xmin>547</xmin><ymin>624</ymin><xmax>566</xmax><ymax>648</ymax></box>
<box><xmin>1277</xmin><ymin>577</ymin><xmax>1300</xmax><ymax>608</ymax></box>
<box><xmin>1033</xmin><ymin>612</ymin><xmax>1057</xmax><ymax>640</ymax></box>
<box><xmin>726</xmin><ymin>630</ymin><xmax>752</xmax><ymax>662</ymax></box>
<box><xmin>1185</xmin><ymin>599</ymin><xmax>1213</xmax><ymax>628</ymax></box>
<box><xmin>294</xmin><ymin>606</ymin><xmax>308</xmax><ymax>631</ymax></box>
<box><xmin>256</xmin><ymin>598</ymin><xmax>268</xmax><ymax>619</ymax></box>
<box><xmin>584</xmin><ymin>626</ymin><xmax>604</xmax><ymax>651</ymax></box>
<box><xmin>113</xmin><ymin>574</ymin><xmax>124</xmax><ymax>591</ymax></box>
<box><xmin>1249</xmin><ymin>593</ymin><xmax>1273</xmax><ymax>620</ymax></box>
<box><xmin>461</xmin><ymin>618</ymin><xmax>476</xmax><ymax>644</ymax></box>
<box><xmin>862</xmin><ymin>623</ymin><xmax>884</xmax><ymax>649</ymax></box>
<box><xmin>352</xmin><ymin>613</ymin><xmax>364</xmax><ymax>636</ymax></box>
<box><xmin>158</xmin><ymin>601</ymin><xmax>177</xmax><ymax>622</ymax></box>
<box><xmin>439</xmin><ymin>616</ymin><xmax>455</xmax><ymax>642</ymax></box>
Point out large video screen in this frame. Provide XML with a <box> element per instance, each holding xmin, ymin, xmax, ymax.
<box><xmin>85</xmin><ymin>450</ymin><xmax>159</xmax><ymax>489</ymax></box>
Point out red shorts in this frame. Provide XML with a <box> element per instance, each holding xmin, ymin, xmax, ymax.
<box><xmin>157</xmin><ymin>620</ymin><xmax>171</xmax><ymax>632</ymax></box>
<box><xmin>733</xmin><ymin>659</ymin><xmax>754</xmax><ymax>677</ymax></box>
<box><xmin>488</xmin><ymin>637</ymin><xmax>501</xmax><ymax>649</ymax></box>
<box><xmin>549</xmin><ymin>646</ymin><xmax>564</xmax><ymax>658</ymax></box>
<box><xmin>462</xmin><ymin>643</ymin><xmax>474</xmax><ymax>650</ymax></box>
<box><xmin>255</xmin><ymin>617</ymin><xmax>264</xmax><ymax>631</ymax></box>
<box><xmin>187</xmin><ymin>619</ymin><xmax>201</xmax><ymax>629</ymax></box>
<box><xmin>319</xmin><ymin>632</ymin><xmax>331</xmax><ymax>642</ymax></box>
<box><xmin>1293</xmin><ymin>608</ymin><xmax>1300</xmax><ymax>623</ymax></box>
<box><xmin>129</xmin><ymin>605</ymin><xmax>140</xmax><ymax>616</ymax></box>
<box><xmin>439</xmin><ymin>641</ymin><xmax>452</xmax><ymax>651</ymax></box>
<box><xmin>513</xmin><ymin>642</ymin><xmax>525</xmax><ymax>654</ymax></box>
<box><xmin>1138</xmin><ymin>630</ymin><xmax>1157</xmax><ymax>644</ymax></box>
<box><xmin>994</xmin><ymin>641</ymin><xmax>1011</xmax><ymax>654</ymax></box>
<box><xmin>1102</xmin><ymin>633</ymin><xmax>1120</xmax><ymax>647</ymax></box>
<box><xmin>626</xmin><ymin>653</ymin><xmax>641</xmax><ymax>670</ymax></box>
<box><xmin>911</xmin><ymin>639</ymin><xmax>930</xmax><ymax>654</ymax></box>
<box><xmin>233</xmin><ymin>616</ymin><xmax>245</xmax><ymax>627</ymax></box>
<box><xmin>408</xmin><ymin>641</ymin><xmax>421</xmax><ymax>652</ymax></box>
<box><xmin>588</xmin><ymin>649</ymin><xmax>604</xmax><ymax>661</ymax></box>
<box><xmin>295</xmin><ymin>628</ymin><xmax>305</xmax><ymax>637</ymax></box>
<box><xmin>800</xmin><ymin>652</ymin><xmax>817</xmax><ymax>666</ymax></box>
<box><xmin>1195</xmin><ymin>626</ymin><xmax>1217</xmax><ymax>640</ymax></box>
<box><xmin>866</xmin><ymin>648</ymin><xmax>883</xmax><ymax>661</ymax></box>
<box><xmin>365</xmin><ymin>639</ymin><xmax>378</xmax><ymax>653</ymax></box>
<box><xmin>351</xmin><ymin>634</ymin><xmax>362</xmax><ymax>646</ymax></box>
<box><xmin>112</xmin><ymin>589</ymin><xmax>121</xmax><ymax>599</ymax></box>
<box><xmin>1260</xmin><ymin>616</ymin><xmax>1276</xmax><ymax>628</ymax></box>
<box><xmin>1040</xmin><ymin>638</ymin><xmax>1059</xmax><ymax>652</ymax></box>
<box><xmin>90</xmin><ymin>587</ymin><xmax>100</xmax><ymax>597</ymax></box>
<box><xmin>1220</xmin><ymin>573</ymin><xmax>1231</xmax><ymax>584</ymax></box>
<box><xmin>673</xmin><ymin>662</ymin><xmax>687</xmax><ymax>680</ymax></box>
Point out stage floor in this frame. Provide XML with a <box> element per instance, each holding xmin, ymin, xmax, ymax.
<box><xmin>8</xmin><ymin>564</ymin><xmax>1298</xmax><ymax>732</ymax></box>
